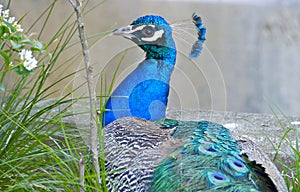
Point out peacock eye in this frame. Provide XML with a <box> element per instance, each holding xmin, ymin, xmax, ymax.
<box><xmin>142</xmin><ymin>26</ymin><xmax>155</xmax><ymax>37</ymax></box>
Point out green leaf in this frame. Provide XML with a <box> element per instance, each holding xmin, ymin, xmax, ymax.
<box><xmin>0</xmin><ymin>25</ymin><xmax>10</xmax><ymax>37</ymax></box>
<box><xmin>4</xmin><ymin>34</ymin><xmax>17</xmax><ymax>41</ymax></box>
<box><xmin>20</xmin><ymin>38</ymin><xmax>32</xmax><ymax>44</ymax></box>
<box><xmin>13</xmin><ymin>65</ymin><xmax>32</xmax><ymax>76</ymax></box>
<box><xmin>0</xmin><ymin>50</ymin><xmax>11</xmax><ymax>65</ymax></box>
<box><xmin>31</xmin><ymin>40</ymin><xmax>44</xmax><ymax>52</ymax></box>
<box><xmin>2</xmin><ymin>20</ymin><xmax>16</xmax><ymax>33</ymax></box>
<box><xmin>11</xmin><ymin>40</ymin><xmax>24</xmax><ymax>50</ymax></box>
<box><xmin>31</xmin><ymin>47</ymin><xmax>42</xmax><ymax>52</ymax></box>
<box><xmin>0</xmin><ymin>82</ymin><xmax>5</xmax><ymax>92</ymax></box>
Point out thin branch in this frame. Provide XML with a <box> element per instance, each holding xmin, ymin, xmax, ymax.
<box><xmin>68</xmin><ymin>0</ymin><xmax>100</xmax><ymax>187</ymax></box>
<box><xmin>79</xmin><ymin>152</ymin><xmax>85</xmax><ymax>192</ymax></box>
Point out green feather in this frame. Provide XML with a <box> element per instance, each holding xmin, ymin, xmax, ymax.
<box><xmin>149</xmin><ymin>119</ymin><xmax>277</xmax><ymax>192</ymax></box>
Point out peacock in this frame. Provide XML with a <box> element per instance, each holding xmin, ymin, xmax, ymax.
<box><xmin>103</xmin><ymin>14</ymin><xmax>287</xmax><ymax>191</ymax></box>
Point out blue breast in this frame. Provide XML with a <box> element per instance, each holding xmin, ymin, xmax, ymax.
<box><xmin>103</xmin><ymin>15</ymin><xmax>177</xmax><ymax>126</ymax></box>
<box><xmin>104</xmin><ymin>57</ymin><xmax>176</xmax><ymax>126</ymax></box>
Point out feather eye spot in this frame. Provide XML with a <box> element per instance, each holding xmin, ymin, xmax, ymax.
<box><xmin>207</xmin><ymin>171</ymin><xmax>230</xmax><ymax>186</ymax></box>
<box><xmin>197</xmin><ymin>145</ymin><xmax>218</xmax><ymax>155</ymax></box>
<box><xmin>226</xmin><ymin>157</ymin><xmax>249</xmax><ymax>176</ymax></box>
<box><xmin>207</xmin><ymin>147</ymin><xmax>217</xmax><ymax>152</ymax></box>
<box><xmin>212</xmin><ymin>173</ymin><xmax>227</xmax><ymax>181</ymax></box>
<box><xmin>233</xmin><ymin>160</ymin><xmax>244</xmax><ymax>168</ymax></box>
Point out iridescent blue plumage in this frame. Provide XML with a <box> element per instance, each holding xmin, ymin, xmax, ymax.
<box><xmin>105</xmin><ymin>117</ymin><xmax>286</xmax><ymax>192</ymax></box>
<box><xmin>149</xmin><ymin>119</ymin><xmax>278</xmax><ymax>191</ymax></box>
<box><xmin>189</xmin><ymin>13</ymin><xmax>207</xmax><ymax>59</ymax></box>
<box><xmin>131</xmin><ymin>15</ymin><xmax>169</xmax><ymax>26</ymax></box>
<box><xmin>103</xmin><ymin>14</ymin><xmax>287</xmax><ymax>192</ymax></box>
<box><xmin>104</xmin><ymin>15</ymin><xmax>176</xmax><ymax>126</ymax></box>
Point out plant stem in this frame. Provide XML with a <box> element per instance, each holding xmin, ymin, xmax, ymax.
<box><xmin>68</xmin><ymin>0</ymin><xmax>100</xmax><ymax>187</ymax></box>
<box><xmin>79</xmin><ymin>151</ymin><xmax>85</xmax><ymax>192</ymax></box>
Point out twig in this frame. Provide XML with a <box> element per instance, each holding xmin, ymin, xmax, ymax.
<box><xmin>79</xmin><ymin>152</ymin><xmax>85</xmax><ymax>192</ymax></box>
<box><xmin>68</xmin><ymin>0</ymin><xmax>100</xmax><ymax>186</ymax></box>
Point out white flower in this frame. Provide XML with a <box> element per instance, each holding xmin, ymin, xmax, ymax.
<box><xmin>7</xmin><ymin>16</ymin><xmax>15</xmax><ymax>23</ymax></box>
<box><xmin>19</xmin><ymin>49</ymin><xmax>31</xmax><ymax>60</ymax></box>
<box><xmin>5</xmin><ymin>16</ymin><xmax>23</xmax><ymax>32</ymax></box>
<box><xmin>23</xmin><ymin>57</ymin><xmax>37</xmax><ymax>71</ymax></box>
<box><xmin>14</xmin><ymin>23</ymin><xmax>23</xmax><ymax>32</ymax></box>
<box><xmin>2</xmin><ymin>9</ymin><xmax>9</xmax><ymax>18</ymax></box>
<box><xmin>8</xmin><ymin>17</ymin><xmax>23</xmax><ymax>32</ymax></box>
<box><xmin>0</xmin><ymin>6</ymin><xmax>23</xmax><ymax>33</ymax></box>
<box><xmin>19</xmin><ymin>49</ymin><xmax>38</xmax><ymax>71</ymax></box>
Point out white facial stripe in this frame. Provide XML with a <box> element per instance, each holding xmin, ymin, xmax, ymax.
<box><xmin>141</xmin><ymin>29</ymin><xmax>164</xmax><ymax>42</ymax></box>
<box><xmin>122</xmin><ymin>33</ymin><xmax>136</xmax><ymax>39</ymax></box>
<box><xmin>130</xmin><ymin>24</ymin><xmax>155</xmax><ymax>33</ymax></box>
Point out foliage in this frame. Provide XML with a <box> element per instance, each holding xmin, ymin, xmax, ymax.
<box><xmin>0</xmin><ymin>1</ymin><xmax>105</xmax><ymax>191</ymax></box>
<box><xmin>269</xmin><ymin>104</ymin><xmax>300</xmax><ymax>192</ymax></box>
<box><xmin>0</xmin><ymin>4</ymin><xmax>46</xmax><ymax>90</ymax></box>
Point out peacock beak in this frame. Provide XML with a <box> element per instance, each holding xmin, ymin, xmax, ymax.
<box><xmin>113</xmin><ymin>25</ymin><xmax>132</xmax><ymax>35</ymax></box>
<box><xmin>113</xmin><ymin>25</ymin><xmax>136</xmax><ymax>40</ymax></box>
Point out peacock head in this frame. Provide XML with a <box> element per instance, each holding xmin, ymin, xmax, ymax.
<box><xmin>113</xmin><ymin>15</ymin><xmax>176</xmax><ymax>60</ymax></box>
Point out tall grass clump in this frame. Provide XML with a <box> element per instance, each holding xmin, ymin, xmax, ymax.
<box><xmin>242</xmin><ymin>102</ymin><xmax>299</xmax><ymax>192</ymax></box>
<box><xmin>268</xmin><ymin>104</ymin><xmax>300</xmax><ymax>192</ymax></box>
<box><xmin>0</xmin><ymin>1</ymin><xmax>107</xmax><ymax>191</ymax></box>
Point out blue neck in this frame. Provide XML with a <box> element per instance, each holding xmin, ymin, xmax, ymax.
<box><xmin>104</xmin><ymin>44</ymin><xmax>176</xmax><ymax>126</ymax></box>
